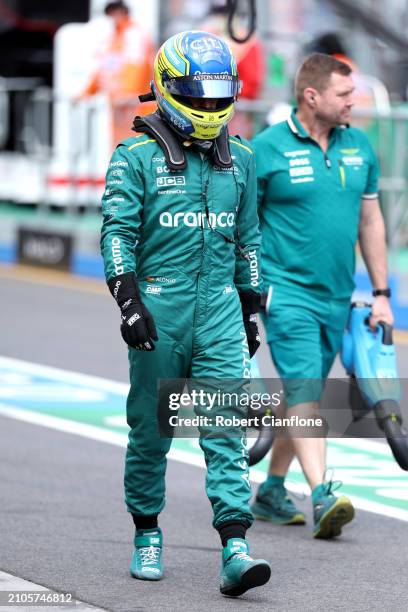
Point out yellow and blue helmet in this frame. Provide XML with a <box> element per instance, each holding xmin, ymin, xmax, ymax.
<box><xmin>153</xmin><ymin>31</ymin><xmax>241</xmax><ymax>140</ymax></box>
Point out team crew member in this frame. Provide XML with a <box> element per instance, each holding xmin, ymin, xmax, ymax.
<box><xmin>77</xmin><ymin>1</ymin><xmax>155</xmax><ymax>145</ymax></box>
<box><xmin>100</xmin><ymin>31</ymin><xmax>271</xmax><ymax>596</ymax></box>
<box><xmin>252</xmin><ymin>53</ymin><xmax>393</xmax><ymax>538</ymax></box>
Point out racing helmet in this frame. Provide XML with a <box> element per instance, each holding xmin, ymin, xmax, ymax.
<box><xmin>152</xmin><ymin>31</ymin><xmax>241</xmax><ymax>140</ymax></box>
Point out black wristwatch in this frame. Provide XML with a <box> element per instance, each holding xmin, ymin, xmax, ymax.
<box><xmin>372</xmin><ymin>288</ymin><xmax>391</xmax><ymax>298</ymax></box>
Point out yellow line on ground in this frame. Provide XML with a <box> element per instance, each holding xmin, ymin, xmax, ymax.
<box><xmin>0</xmin><ymin>263</ymin><xmax>107</xmax><ymax>295</ymax></box>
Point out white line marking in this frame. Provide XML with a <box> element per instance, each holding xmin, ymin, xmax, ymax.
<box><xmin>0</xmin><ymin>356</ymin><xmax>393</xmax><ymax>459</ymax></box>
<box><xmin>0</xmin><ymin>356</ymin><xmax>129</xmax><ymax>394</ymax></box>
<box><xmin>0</xmin><ymin>570</ymin><xmax>105</xmax><ymax>611</ymax></box>
<box><xmin>1</xmin><ymin>356</ymin><xmax>407</xmax><ymax>522</ymax></box>
<box><xmin>0</xmin><ymin>385</ymin><xmax>106</xmax><ymax>401</ymax></box>
<box><xmin>104</xmin><ymin>415</ymin><xmax>128</xmax><ymax>427</ymax></box>
<box><xmin>1</xmin><ymin>402</ymin><xmax>408</xmax><ymax>522</ymax></box>
<box><xmin>0</xmin><ymin>404</ymin><xmax>129</xmax><ymax>447</ymax></box>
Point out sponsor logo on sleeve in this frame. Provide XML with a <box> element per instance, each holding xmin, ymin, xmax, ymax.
<box><xmin>248</xmin><ymin>250</ymin><xmax>259</xmax><ymax>288</ymax></box>
<box><xmin>111</xmin><ymin>237</ymin><xmax>124</xmax><ymax>275</ymax></box>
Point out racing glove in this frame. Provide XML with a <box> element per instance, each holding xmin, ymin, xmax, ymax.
<box><xmin>108</xmin><ymin>272</ymin><xmax>158</xmax><ymax>351</ymax></box>
<box><xmin>239</xmin><ymin>291</ymin><xmax>261</xmax><ymax>358</ymax></box>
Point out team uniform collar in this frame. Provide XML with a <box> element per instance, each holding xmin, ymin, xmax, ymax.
<box><xmin>287</xmin><ymin>108</ymin><xmax>349</xmax><ymax>141</ymax></box>
<box><xmin>287</xmin><ymin>108</ymin><xmax>309</xmax><ymax>139</ymax></box>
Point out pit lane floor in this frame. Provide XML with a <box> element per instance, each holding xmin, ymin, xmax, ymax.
<box><xmin>1</xmin><ymin>264</ymin><xmax>408</xmax><ymax>611</ymax></box>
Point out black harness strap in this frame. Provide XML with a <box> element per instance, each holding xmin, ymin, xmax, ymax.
<box><xmin>132</xmin><ymin>112</ymin><xmax>186</xmax><ymax>170</ymax></box>
<box><xmin>132</xmin><ymin>112</ymin><xmax>232</xmax><ymax>170</ymax></box>
<box><xmin>214</xmin><ymin>130</ymin><xmax>233</xmax><ymax>168</ymax></box>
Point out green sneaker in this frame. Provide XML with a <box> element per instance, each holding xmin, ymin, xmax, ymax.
<box><xmin>130</xmin><ymin>527</ymin><xmax>163</xmax><ymax>580</ymax></box>
<box><xmin>313</xmin><ymin>481</ymin><xmax>355</xmax><ymax>539</ymax></box>
<box><xmin>251</xmin><ymin>482</ymin><xmax>306</xmax><ymax>525</ymax></box>
<box><xmin>220</xmin><ymin>538</ymin><xmax>271</xmax><ymax>597</ymax></box>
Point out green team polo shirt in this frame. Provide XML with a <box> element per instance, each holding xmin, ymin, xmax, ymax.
<box><xmin>252</xmin><ymin>108</ymin><xmax>379</xmax><ymax>300</ymax></box>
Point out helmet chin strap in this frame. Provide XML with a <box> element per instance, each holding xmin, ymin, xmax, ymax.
<box><xmin>185</xmin><ymin>139</ymin><xmax>213</xmax><ymax>152</ymax></box>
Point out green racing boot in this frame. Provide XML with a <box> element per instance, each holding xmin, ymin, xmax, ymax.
<box><xmin>251</xmin><ymin>481</ymin><xmax>306</xmax><ymax>526</ymax></box>
<box><xmin>313</xmin><ymin>480</ymin><xmax>355</xmax><ymax>539</ymax></box>
<box><xmin>130</xmin><ymin>527</ymin><xmax>163</xmax><ymax>580</ymax></box>
<box><xmin>220</xmin><ymin>538</ymin><xmax>271</xmax><ymax>597</ymax></box>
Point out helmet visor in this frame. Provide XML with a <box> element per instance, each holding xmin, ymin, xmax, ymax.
<box><xmin>163</xmin><ymin>74</ymin><xmax>241</xmax><ymax>99</ymax></box>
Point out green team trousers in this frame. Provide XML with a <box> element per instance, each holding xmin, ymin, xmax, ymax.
<box><xmin>125</xmin><ymin>275</ymin><xmax>254</xmax><ymax>529</ymax></box>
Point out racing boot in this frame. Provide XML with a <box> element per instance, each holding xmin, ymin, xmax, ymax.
<box><xmin>220</xmin><ymin>538</ymin><xmax>271</xmax><ymax>597</ymax></box>
<box><xmin>312</xmin><ymin>480</ymin><xmax>355</xmax><ymax>539</ymax></box>
<box><xmin>130</xmin><ymin>527</ymin><xmax>163</xmax><ymax>580</ymax></box>
<box><xmin>251</xmin><ymin>479</ymin><xmax>306</xmax><ymax>525</ymax></box>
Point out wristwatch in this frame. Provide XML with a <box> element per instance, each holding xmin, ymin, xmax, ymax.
<box><xmin>372</xmin><ymin>288</ymin><xmax>391</xmax><ymax>298</ymax></box>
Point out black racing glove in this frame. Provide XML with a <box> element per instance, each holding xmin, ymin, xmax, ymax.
<box><xmin>108</xmin><ymin>272</ymin><xmax>158</xmax><ymax>351</ymax></box>
<box><xmin>239</xmin><ymin>291</ymin><xmax>261</xmax><ymax>358</ymax></box>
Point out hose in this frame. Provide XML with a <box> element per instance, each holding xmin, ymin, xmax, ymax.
<box><xmin>226</xmin><ymin>0</ymin><xmax>256</xmax><ymax>43</ymax></box>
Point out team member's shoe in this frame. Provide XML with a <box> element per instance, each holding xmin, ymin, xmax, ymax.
<box><xmin>220</xmin><ymin>538</ymin><xmax>271</xmax><ymax>597</ymax></box>
<box><xmin>130</xmin><ymin>527</ymin><xmax>163</xmax><ymax>580</ymax></box>
<box><xmin>251</xmin><ymin>481</ymin><xmax>306</xmax><ymax>525</ymax></box>
<box><xmin>313</xmin><ymin>481</ymin><xmax>355</xmax><ymax>539</ymax></box>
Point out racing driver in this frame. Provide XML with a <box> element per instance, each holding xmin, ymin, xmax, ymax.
<box><xmin>100</xmin><ymin>30</ymin><xmax>271</xmax><ymax>597</ymax></box>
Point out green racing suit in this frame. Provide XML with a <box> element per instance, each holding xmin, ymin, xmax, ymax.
<box><xmin>100</xmin><ymin>132</ymin><xmax>261</xmax><ymax>529</ymax></box>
